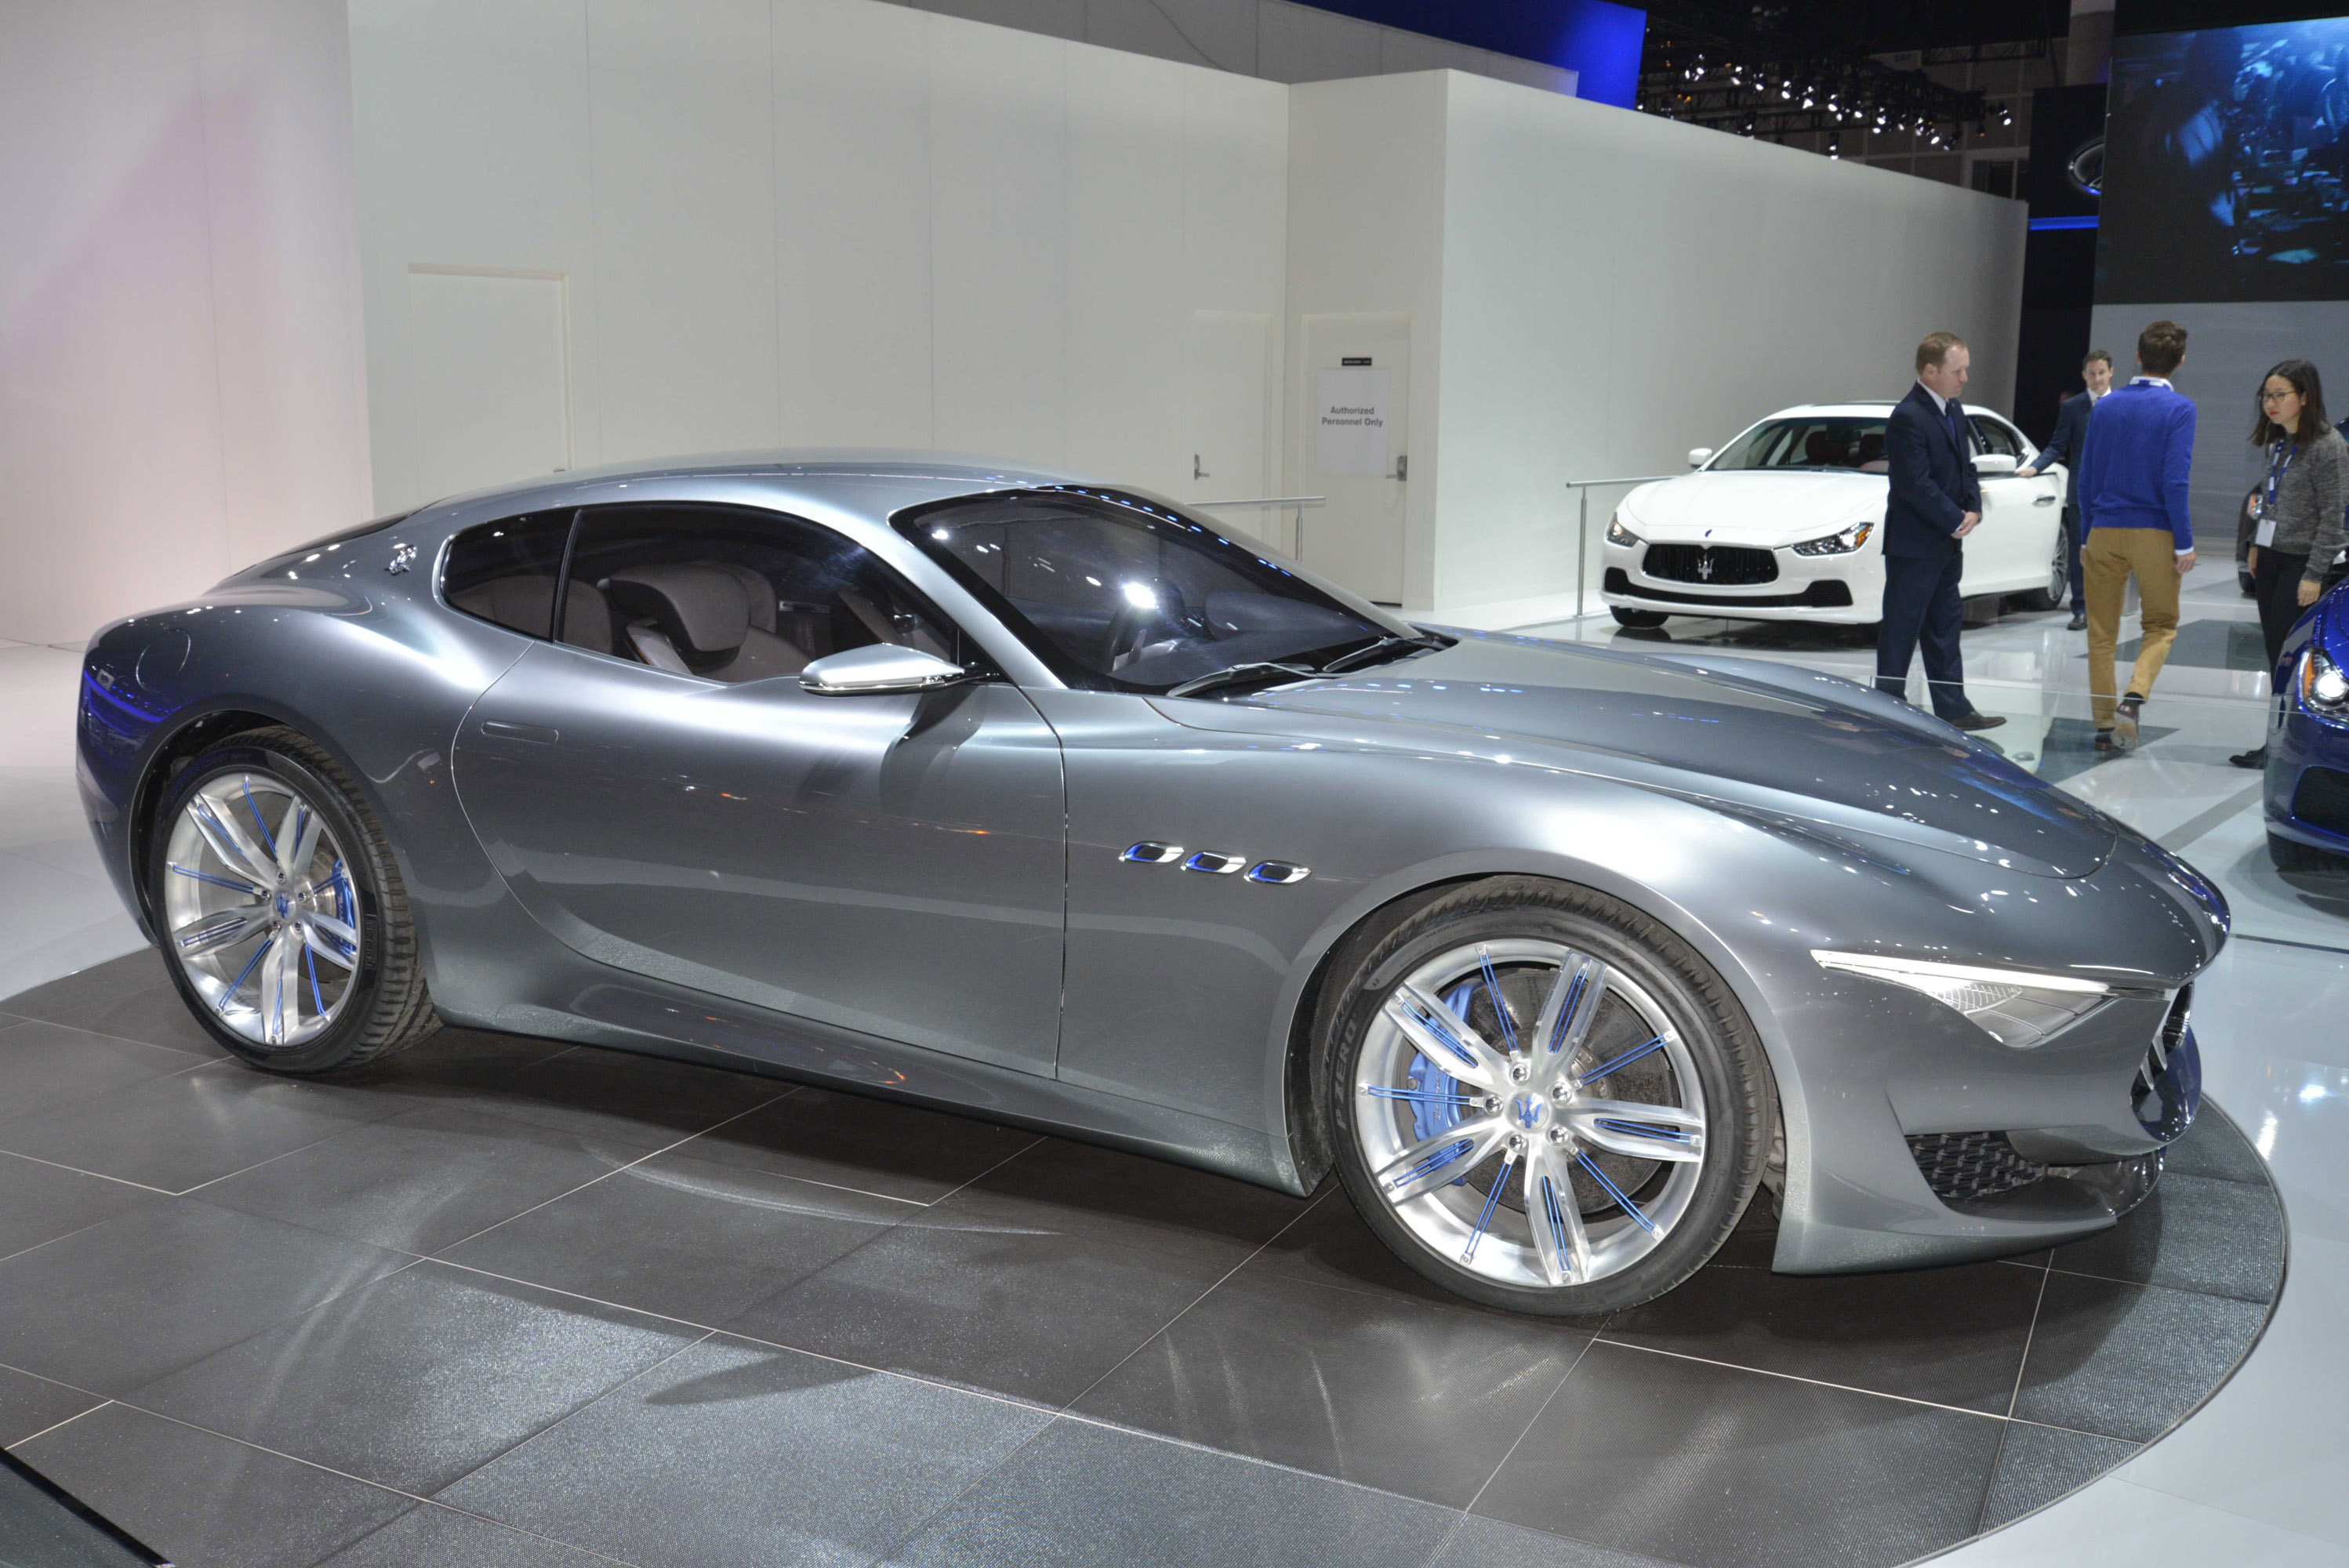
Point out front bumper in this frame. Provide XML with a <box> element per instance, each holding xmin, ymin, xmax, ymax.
<box><xmin>2265</xmin><ymin>692</ymin><xmax>2349</xmax><ymax>855</ymax></box>
<box><xmin>1600</xmin><ymin>538</ymin><xmax>1882</xmax><ymax>624</ymax></box>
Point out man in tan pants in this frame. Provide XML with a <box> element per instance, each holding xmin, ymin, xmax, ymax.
<box><xmin>2075</xmin><ymin>322</ymin><xmax>2198</xmax><ymax>750</ymax></box>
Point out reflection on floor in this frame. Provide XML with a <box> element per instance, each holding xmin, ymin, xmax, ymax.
<box><xmin>0</xmin><ymin>951</ymin><xmax>2289</xmax><ymax>1568</ymax></box>
<box><xmin>0</xmin><ymin>588</ymin><xmax>2343</xmax><ymax>1566</ymax></box>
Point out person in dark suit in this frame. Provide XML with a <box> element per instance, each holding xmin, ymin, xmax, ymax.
<box><xmin>2019</xmin><ymin>348</ymin><xmax>2114</xmax><ymax>630</ymax></box>
<box><xmin>1875</xmin><ymin>332</ymin><xmax>2006</xmax><ymax>731</ymax></box>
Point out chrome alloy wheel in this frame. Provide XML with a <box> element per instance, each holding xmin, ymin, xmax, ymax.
<box><xmin>1351</xmin><ymin>938</ymin><xmax>1708</xmax><ymax>1290</ymax></box>
<box><xmin>161</xmin><ymin>772</ymin><xmax>361</xmax><ymax>1049</ymax></box>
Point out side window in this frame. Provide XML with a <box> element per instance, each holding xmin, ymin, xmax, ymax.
<box><xmin>443</xmin><ymin>513</ymin><xmax>573</xmax><ymax>639</ymax></box>
<box><xmin>1969</xmin><ymin>416</ymin><xmax>2021</xmax><ymax>459</ymax></box>
<box><xmin>560</xmin><ymin>504</ymin><xmax>973</xmax><ymax>684</ymax></box>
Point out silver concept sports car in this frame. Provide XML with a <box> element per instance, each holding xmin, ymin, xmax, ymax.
<box><xmin>76</xmin><ymin>454</ymin><xmax>2223</xmax><ymax>1314</ymax></box>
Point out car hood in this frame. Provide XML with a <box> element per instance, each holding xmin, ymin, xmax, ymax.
<box><xmin>1222</xmin><ymin>633</ymin><xmax>2117</xmax><ymax>879</ymax></box>
<box><xmin>1620</xmin><ymin>470</ymin><xmax>1885</xmax><ymax>547</ymax></box>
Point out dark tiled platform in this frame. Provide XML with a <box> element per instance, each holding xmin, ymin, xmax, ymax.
<box><xmin>0</xmin><ymin>950</ymin><xmax>2288</xmax><ymax>1568</ymax></box>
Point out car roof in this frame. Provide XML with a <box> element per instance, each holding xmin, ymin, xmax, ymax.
<box><xmin>1759</xmin><ymin>401</ymin><xmax>2022</xmax><ymax>424</ymax></box>
<box><xmin>427</xmin><ymin>448</ymin><xmax>1090</xmax><ymax>514</ymax></box>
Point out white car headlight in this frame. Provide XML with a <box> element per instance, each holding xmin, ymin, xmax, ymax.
<box><xmin>2300</xmin><ymin>647</ymin><xmax>2349</xmax><ymax>717</ymax></box>
<box><xmin>1811</xmin><ymin>950</ymin><xmax>2109</xmax><ymax>1048</ymax></box>
<box><xmin>1606</xmin><ymin>515</ymin><xmax>1642</xmax><ymax>548</ymax></box>
<box><xmin>1790</xmin><ymin>520</ymin><xmax>1876</xmax><ymax>557</ymax></box>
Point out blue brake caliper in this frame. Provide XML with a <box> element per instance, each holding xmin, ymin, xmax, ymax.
<box><xmin>1404</xmin><ymin>980</ymin><xmax>1482</xmax><ymax>1183</ymax></box>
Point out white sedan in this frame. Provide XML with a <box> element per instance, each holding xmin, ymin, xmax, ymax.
<box><xmin>1599</xmin><ymin>401</ymin><xmax>2069</xmax><ymax>628</ymax></box>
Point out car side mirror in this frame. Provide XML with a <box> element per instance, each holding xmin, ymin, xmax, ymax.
<box><xmin>800</xmin><ymin>644</ymin><xmax>973</xmax><ymax>695</ymax></box>
<box><xmin>1687</xmin><ymin>448</ymin><xmax>1714</xmax><ymax>470</ymax></box>
<box><xmin>1972</xmin><ymin>453</ymin><xmax>2019</xmax><ymax>476</ymax></box>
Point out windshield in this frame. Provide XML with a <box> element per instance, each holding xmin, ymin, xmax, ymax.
<box><xmin>1709</xmin><ymin>417</ymin><xmax>1890</xmax><ymax>473</ymax></box>
<box><xmin>895</xmin><ymin>487</ymin><xmax>1414</xmax><ymax>691</ymax></box>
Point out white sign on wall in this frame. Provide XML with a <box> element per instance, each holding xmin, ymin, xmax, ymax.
<box><xmin>1315</xmin><ymin>366</ymin><xmax>1390</xmax><ymax>476</ymax></box>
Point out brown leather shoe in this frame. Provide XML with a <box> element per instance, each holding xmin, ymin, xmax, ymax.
<box><xmin>2115</xmin><ymin>694</ymin><xmax>2144</xmax><ymax>747</ymax></box>
<box><xmin>1949</xmin><ymin>711</ymin><xmax>2006</xmax><ymax>731</ymax></box>
<box><xmin>2094</xmin><ymin>729</ymin><xmax>2117</xmax><ymax>753</ymax></box>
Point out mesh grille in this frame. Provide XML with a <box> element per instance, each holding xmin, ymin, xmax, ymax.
<box><xmin>1906</xmin><ymin>1131</ymin><xmax>2049</xmax><ymax>1202</ymax></box>
<box><xmin>1641</xmin><ymin>543</ymin><xmax>1779</xmax><ymax>586</ymax></box>
<box><xmin>2291</xmin><ymin>767</ymin><xmax>2349</xmax><ymax>836</ymax></box>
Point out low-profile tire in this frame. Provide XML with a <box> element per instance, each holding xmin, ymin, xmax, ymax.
<box><xmin>1320</xmin><ymin>877</ymin><xmax>1773</xmax><ymax>1316</ymax></box>
<box><xmin>1610</xmin><ymin>607</ymin><xmax>1670</xmax><ymax>630</ymax></box>
<box><xmin>149</xmin><ymin>726</ymin><xmax>438</xmax><ymax>1073</ymax></box>
<box><xmin>2014</xmin><ymin>528</ymin><xmax>2068</xmax><ymax>612</ymax></box>
<box><xmin>2270</xmin><ymin>831</ymin><xmax>2349</xmax><ymax>876</ymax></box>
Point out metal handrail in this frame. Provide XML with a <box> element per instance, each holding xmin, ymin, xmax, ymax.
<box><xmin>1563</xmin><ymin>474</ymin><xmax>1684</xmax><ymax>620</ymax></box>
<box><xmin>1190</xmin><ymin>495</ymin><xmax>1327</xmax><ymax>508</ymax></box>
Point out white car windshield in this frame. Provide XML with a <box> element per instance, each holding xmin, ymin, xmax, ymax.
<box><xmin>1709</xmin><ymin>417</ymin><xmax>1890</xmax><ymax>473</ymax></box>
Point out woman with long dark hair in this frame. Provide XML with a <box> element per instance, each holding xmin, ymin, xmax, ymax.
<box><xmin>2233</xmin><ymin>358</ymin><xmax>2348</xmax><ymax>768</ymax></box>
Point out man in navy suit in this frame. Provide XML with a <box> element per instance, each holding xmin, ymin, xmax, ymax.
<box><xmin>2019</xmin><ymin>348</ymin><xmax>2114</xmax><ymax>630</ymax></box>
<box><xmin>1875</xmin><ymin>332</ymin><xmax>2006</xmax><ymax>731</ymax></box>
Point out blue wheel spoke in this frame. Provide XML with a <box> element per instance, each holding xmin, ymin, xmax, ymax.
<box><xmin>1576</xmin><ymin>1035</ymin><xmax>1666</xmax><ymax>1088</ymax></box>
<box><xmin>306</xmin><ymin>943</ymin><xmax>325</xmax><ymax>1015</ymax></box>
<box><xmin>1541</xmin><ymin>1174</ymin><xmax>1574</xmax><ymax>1272</ymax></box>
<box><xmin>1576</xmin><ymin>1151</ymin><xmax>1657</xmax><ymax>1235</ymax></box>
<box><xmin>1593</xmin><ymin>1117</ymin><xmax>1693</xmax><ymax>1144</ymax></box>
<box><xmin>169</xmin><ymin>863</ymin><xmax>264</xmax><ymax>896</ymax></box>
<box><xmin>1367</xmin><ymin>1086</ymin><xmax>1480</xmax><ymax>1108</ymax></box>
<box><xmin>1462</xmin><ymin>1150</ymin><xmax>1517</xmax><ymax>1261</ymax></box>
<box><xmin>1390</xmin><ymin>1138</ymin><xmax>1475</xmax><ymax>1192</ymax></box>
<box><xmin>219</xmin><ymin>939</ymin><xmax>270</xmax><ymax>1014</ymax></box>
<box><xmin>1546</xmin><ymin>969</ymin><xmax>1588</xmax><ymax>1054</ymax></box>
<box><xmin>242</xmin><ymin>779</ymin><xmax>278</xmax><ymax>855</ymax></box>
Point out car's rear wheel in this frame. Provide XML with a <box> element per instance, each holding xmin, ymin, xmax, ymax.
<box><xmin>2016</xmin><ymin>528</ymin><xmax>2067</xmax><ymax>612</ymax></box>
<box><xmin>1610</xmin><ymin>607</ymin><xmax>1670</xmax><ymax>629</ymax></box>
<box><xmin>151</xmin><ymin>727</ymin><xmax>438</xmax><ymax>1073</ymax></box>
<box><xmin>2270</xmin><ymin>831</ymin><xmax>2348</xmax><ymax>876</ymax></box>
<box><xmin>1322</xmin><ymin>877</ymin><xmax>1771</xmax><ymax>1316</ymax></box>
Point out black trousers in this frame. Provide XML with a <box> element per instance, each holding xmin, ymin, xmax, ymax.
<box><xmin>2063</xmin><ymin>504</ymin><xmax>2086</xmax><ymax>613</ymax></box>
<box><xmin>2253</xmin><ymin>547</ymin><xmax>2311</xmax><ymax>673</ymax></box>
<box><xmin>1875</xmin><ymin>550</ymin><xmax>1973</xmax><ymax>720</ymax></box>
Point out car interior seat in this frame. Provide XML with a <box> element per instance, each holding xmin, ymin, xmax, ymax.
<box><xmin>600</xmin><ymin>563</ymin><xmax>807</xmax><ymax>683</ymax></box>
<box><xmin>451</xmin><ymin>575</ymin><xmax>613</xmax><ymax>653</ymax></box>
<box><xmin>1855</xmin><ymin>431</ymin><xmax>1889</xmax><ymax>472</ymax></box>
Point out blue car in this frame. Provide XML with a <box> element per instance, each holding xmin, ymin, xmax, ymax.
<box><xmin>2268</xmin><ymin>575</ymin><xmax>2349</xmax><ymax>873</ymax></box>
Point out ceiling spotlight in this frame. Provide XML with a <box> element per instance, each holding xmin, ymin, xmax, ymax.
<box><xmin>1828</xmin><ymin>129</ymin><xmax>1842</xmax><ymax>158</ymax></box>
<box><xmin>1802</xmin><ymin>93</ymin><xmax>1814</xmax><ymax>108</ymax></box>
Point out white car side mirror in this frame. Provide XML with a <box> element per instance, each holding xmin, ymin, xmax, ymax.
<box><xmin>1972</xmin><ymin>453</ymin><xmax>2020</xmax><ymax>476</ymax></box>
<box><xmin>1687</xmin><ymin>448</ymin><xmax>1714</xmax><ymax>470</ymax></box>
<box><xmin>801</xmin><ymin>644</ymin><xmax>972</xmax><ymax>695</ymax></box>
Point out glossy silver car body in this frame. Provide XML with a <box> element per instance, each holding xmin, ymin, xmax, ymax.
<box><xmin>77</xmin><ymin>452</ymin><xmax>2227</xmax><ymax>1276</ymax></box>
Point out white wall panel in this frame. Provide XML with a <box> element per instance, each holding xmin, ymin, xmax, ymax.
<box><xmin>0</xmin><ymin>0</ymin><xmax>371</xmax><ymax>643</ymax></box>
<box><xmin>773</xmin><ymin>0</ymin><xmax>934</xmax><ymax>447</ymax></box>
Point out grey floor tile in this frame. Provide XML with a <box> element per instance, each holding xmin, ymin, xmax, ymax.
<box><xmin>13</xmin><ymin>1402</ymin><xmax>412</xmax><ymax>1568</ymax></box>
<box><xmin>432</xmin><ymin>1045</ymin><xmax>788</xmax><ymax>1147</ymax></box>
<box><xmin>1247</xmin><ymin>1189</ymin><xmax>1527</xmax><ymax>1314</ymax></box>
<box><xmin>884</xmin><ymin>1417</ymin><xmax>1454</xmax><ymax>1568</ymax></box>
<box><xmin>314</xmin><ymin>1503</ymin><xmax>618</xmax><ymax>1565</ymax></box>
<box><xmin>1428</xmin><ymin>1514</ymin><xmax>1690</xmax><ymax>1568</ymax></box>
<box><xmin>0</xmin><ymin>1453</ymin><xmax>157</xmax><ymax>1568</ymax></box>
<box><xmin>2049</xmin><ymin>1172</ymin><xmax>2285</xmax><ymax>1303</ymax></box>
<box><xmin>0</xmin><ymin>1059</ymin><xmax>389</xmax><ymax>1192</ymax></box>
<box><xmin>0</xmin><ymin>1366</ymin><xmax>102</xmax><ymax>1448</ymax></box>
<box><xmin>675</xmin><ymin>1087</ymin><xmax>1033</xmax><ymax>1203</ymax></box>
<box><xmin>1075</xmin><ymin>1269</ymin><xmax>1587</xmax><ymax>1508</ymax></box>
<box><xmin>129</xmin><ymin>1261</ymin><xmax>701</xmax><ymax>1495</ymax></box>
<box><xmin>1978</xmin><ymin>1421</ymin><xmax>2140</xmax><ymax>1531</ymax></box>
<box><xmin>2162</xmin><ymin>1103</ymin><xmax>2272</xmax><ymax>1185</ymax></box>
<box><xmin>2012</xmin><ymin>1272</ymin><xmax>2271</xmax><ymax>1443</ymax></box>
<box><xmin>1474</xmin><ymin>1341</ymin><xmax>2004</xmax><ymax>1568</ymax></box>
<box><xmin>0</xmin><ymin>1151</ymin><xmax>159</xmax><ymax>1261</ymax></box>
<box><xmin>440</xmin><ymin>1151</ymin><xmax>906</xmax><ymax>1327</ymax></box>
<box><xmin>964</xmin><ymin>1137</ymin><xmax>1312</xmax><ymax>1255</ymax></box>
<box><xmin>1601</xmin><ymin>1257</ymin><xmax>2042</xmax><ymax>1414</ymax></box>
<box><xmin>195</xmin><ymin>1103</ymin><xmax>659</xmax><ymax>1255</ymax></box>
<box><xmin>730</xmin><ymin>1192</ymin><xmax>1247</xmax><ymax>1407</ymax></box>
<box><xmin>437</xmin><ymin>1334</ymin><xmax>1050</xmax><ymax>1568</ymax></box>
<box><xmin>0</xmin><ymin>1201</ymin><xmax>407</xmax><ymax>1394</ymax></box>
<box><xmin>0</xmin><ymin>1017</ymin><xmax>207</xmax><ymax>1127</ymax></box>
<box><xmin>0</xmin><ymin>950</ymin><xmax>223</xmax><ymax>1057</ymax></box>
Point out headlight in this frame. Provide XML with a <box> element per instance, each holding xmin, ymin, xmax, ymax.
<box><xmin>1606</xmin><ymin>516</ymin><xmax>1642</xmax><ymax>548</ymax></box>
<box><xmin>1790</xmin><ymin>520</ymin><xmax>1875</xmax><ymax>557</ymax></box>
<box><xmin>1812</xmin><ymin>949</ymin><xmax>2109</xmax><ymax>1049</ymax></box>
<box><xmin>2301</xmin><ymin>647</ymin><xmax>2349</xmax><ymax>717</ymax></box>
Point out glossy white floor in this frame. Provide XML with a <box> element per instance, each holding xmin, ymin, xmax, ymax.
<box><xmin>0</xmin><ymin>577</ymin><xmax>2342</xmax><ymax>1565</ymax></box>
<box><xmin>1514</xmin><ymin>573</ymin><xmax>2349</xmax><ymax>1566</ymax></box>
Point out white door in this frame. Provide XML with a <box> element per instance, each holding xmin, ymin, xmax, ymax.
<box><xmin>1297</xmin><ymin>313</ymin><xmax>1409</xmax><ymax>604</ymax></box>
<box><xmin>1184</xmin><ymin>311</ymin><xmax>1279</xmax><ymax>550</ymax></box>
<box><xmin>408</xmin><ymin>266</ymin><xmax>573</xmax><ymax>503</ymax></box>
<box><xmin>1961</xmin><ymin>416</ymin><xmax>2064</xmax><ymax>593</ymax></box>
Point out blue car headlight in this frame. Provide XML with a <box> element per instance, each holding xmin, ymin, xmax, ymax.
<box><xmin>1790</xmin><ymin>520</ymin><xmax>1876</xmax><ymax>557</ymax></box>
<box><xmin>2300</xmin><ymin>647</ymin><xmax>2349</xmax><ymax>719</ymax></box>
<box><xmin>1811</xmin><ymin>950</ymin><xmax>2110</xmax><ymax>1048</ymax></box>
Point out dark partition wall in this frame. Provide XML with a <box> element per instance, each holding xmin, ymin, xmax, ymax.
<box><xmin>2017</xmin><ymin>85</ymin><xmax>2111</xmax><ymax>443</ymax></box>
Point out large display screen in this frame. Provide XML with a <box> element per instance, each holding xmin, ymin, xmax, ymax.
<box><xmin>2100</xmin><ymin>17</ymin><xmax>2349</xmax><ymax>304</ymax></box>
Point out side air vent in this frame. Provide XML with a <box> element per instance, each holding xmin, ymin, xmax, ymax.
<box><xmin>1906</xmin><ymin>1131</ymin><xmax>2049</xmax><ymax>1202</ymax></box>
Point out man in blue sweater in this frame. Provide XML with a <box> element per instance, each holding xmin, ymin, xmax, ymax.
<box><xmin>2078</xmin><ymin>321</ymin><xmax>2198</xmax><ymax>751</ymax></box>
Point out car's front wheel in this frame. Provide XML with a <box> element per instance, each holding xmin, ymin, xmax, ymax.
<box><xmin>1321</xmin><ymin>877</ymin><xmax>1772</xmax><ymax>1316</ymax></box>
<box><xmin>2015</xmin><ymin>527</ymin><xmax>2068</xmax><ymax>612</ymax></box>
<box><xmin>150</xmin><ymin>726</ymin><xmax>439</xmax><ymax>1073</ymax></box>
